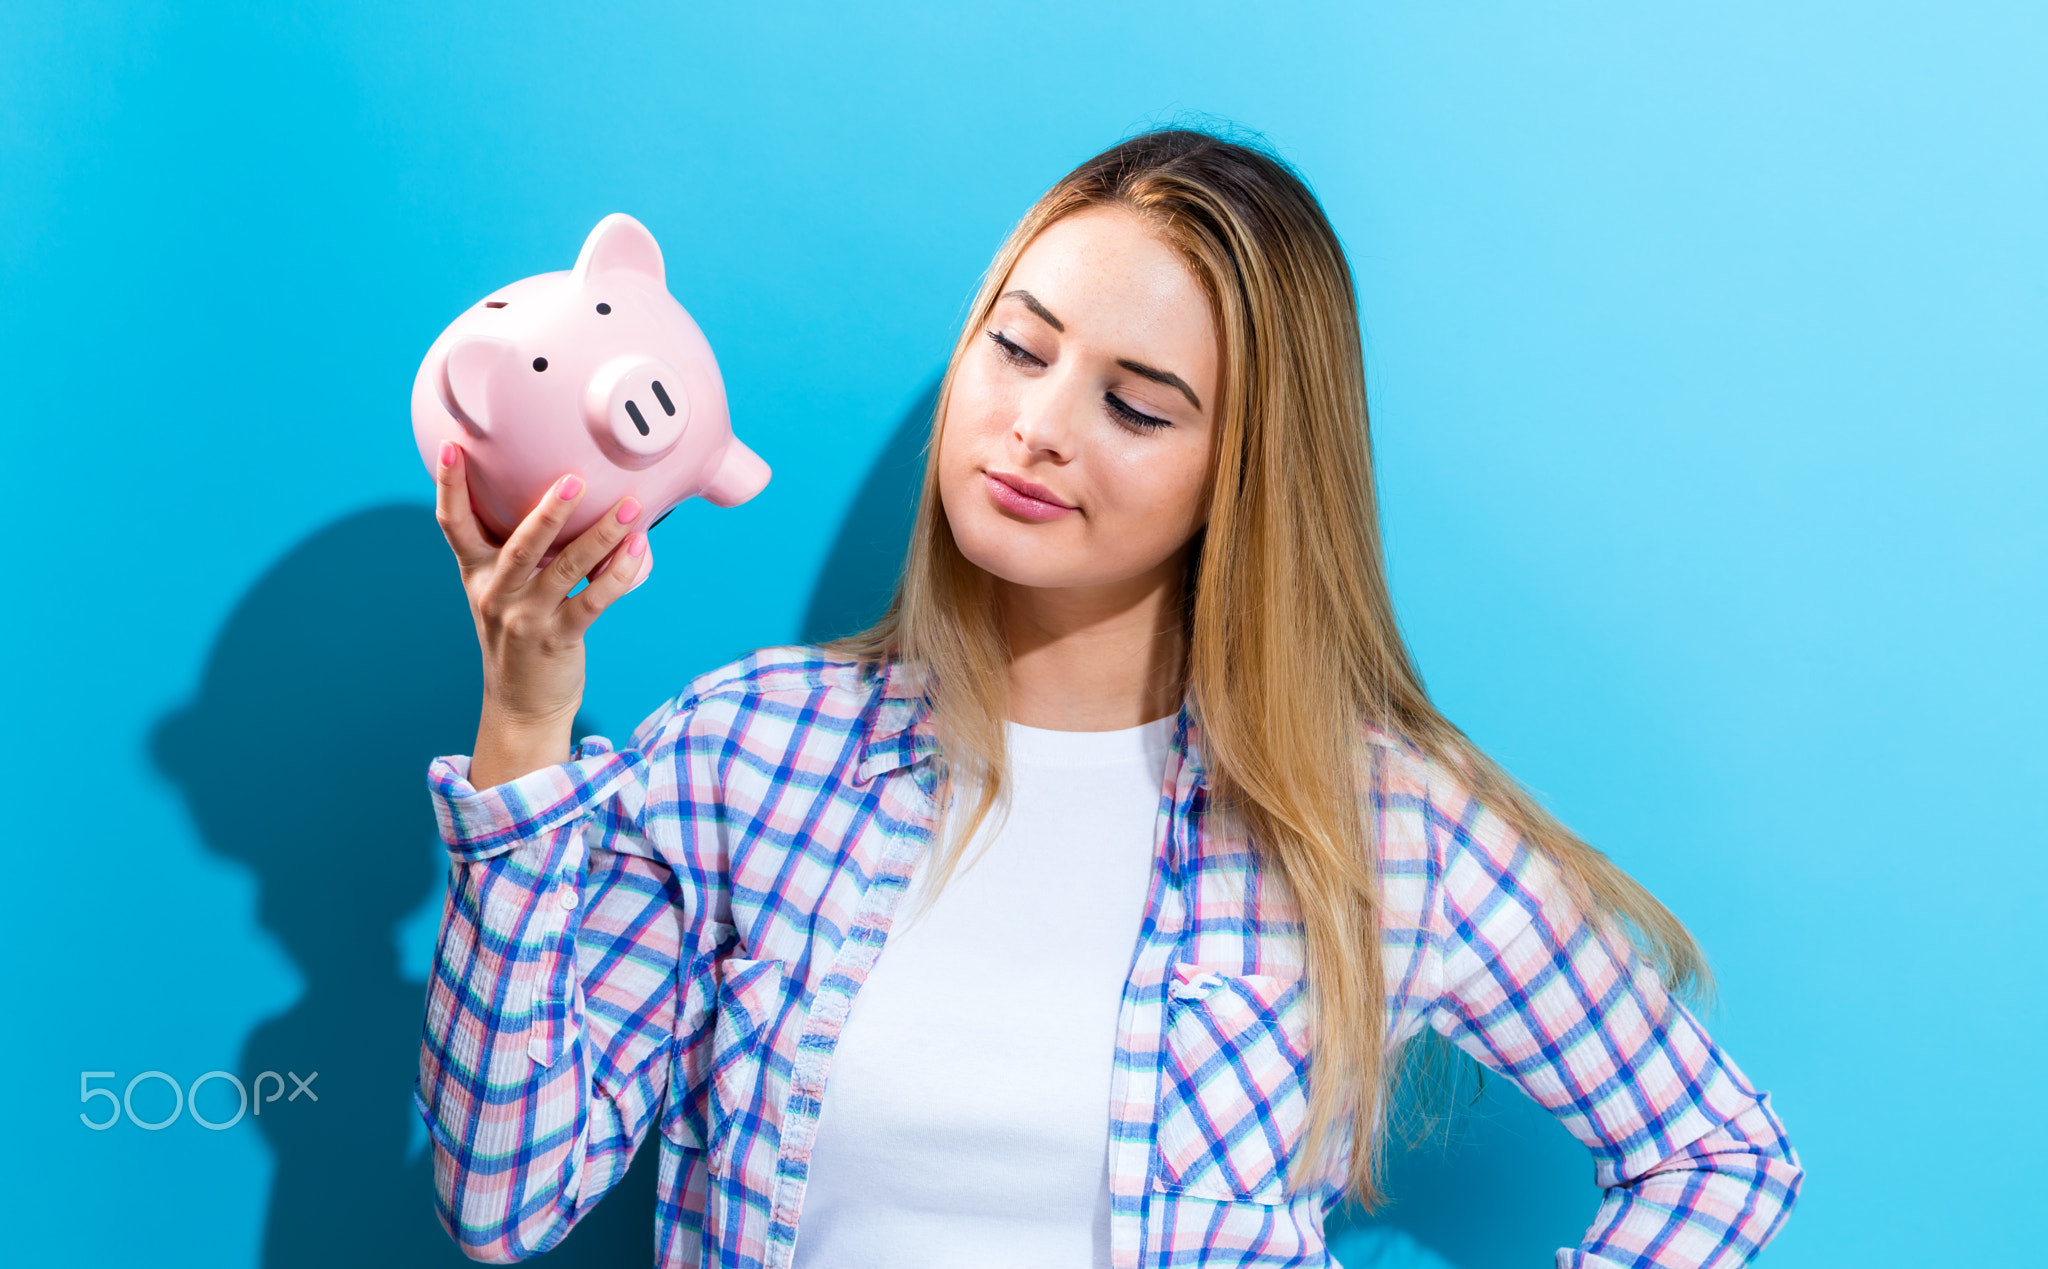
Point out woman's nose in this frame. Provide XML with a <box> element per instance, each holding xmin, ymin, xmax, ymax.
<box><xmin>1012</xmin><ymin>379</ymin><xmax>1081</xmax><ymax>461</ymax></box>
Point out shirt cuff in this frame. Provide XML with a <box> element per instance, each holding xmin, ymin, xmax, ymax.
<box><xmin>427</xmin><ymin>737</ymin><xmax>638</xmax><ymax>863</ymax></box>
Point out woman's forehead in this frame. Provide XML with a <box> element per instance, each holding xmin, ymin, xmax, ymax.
<box><xmin>1000</xmin><ymin>209</ymin><xmax>1217</xmax><ymax>374</ymax></box>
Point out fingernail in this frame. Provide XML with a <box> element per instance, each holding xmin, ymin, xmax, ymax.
<box><xmin>616</xmin><ymin>497</ymin><xmax>642</xmax><ymax>525</ymax></box>
<box><xmin>557</xmin><ymin>475</ymin><xmax>584</xmax><ymax>500</ymax></box>
<box><xmin>625</xmin><ymin>534</ymin><xmax>646</xmax><ymax>558</ymax></box>
<box><xmin>438</xmin><ymin>441</ymin><xmax>457</xmax><ymax>468</ymax></box>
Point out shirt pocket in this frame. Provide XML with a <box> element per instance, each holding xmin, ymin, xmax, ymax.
<box><xmin>658</xmin><ymin>928</ymin><xmax>729</xmax><ymax>1152</ymax></box>
<box><xmin>1152</xmin><ymin>964</ymin><xmax>1312</xmax><ymax>1205</ymax></box>
<box><xmin>706</xmin><ymin>956</ymin><xmax>788</xmax><ymax>1177</ymax></box>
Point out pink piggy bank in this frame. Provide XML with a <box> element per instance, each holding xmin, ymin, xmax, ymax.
<box><xmin>411</xmin><ymin>212</ymin><xmax>769</xmax><ymax>581</ymax></box>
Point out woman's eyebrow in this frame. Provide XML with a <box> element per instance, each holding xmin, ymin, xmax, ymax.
<box><xmin>1116</xmin><ymin>358</ymin><xmax>1201</xmax><ymax>411</ymax></box>
<box><xmin>1001</xmin><ymin>289</ymin><xmax>1065</xmax><ymax>332</ymax></box>
<box><xmin>1001</xmin><ymin>287</ymin><xmax>1201</xmax><ymax>410</ymax></box>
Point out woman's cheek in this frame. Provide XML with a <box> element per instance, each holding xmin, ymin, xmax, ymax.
<box><xmin>1102</xmin><ymin>439</ymin><xmax>1195</xmax><ymax>530</ymax></box>
<box><xmin>933</xmin><ymin>412</ymin><xmax>984</xmax><ymax>511</ymax></box>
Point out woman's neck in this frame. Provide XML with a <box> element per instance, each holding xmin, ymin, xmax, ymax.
<box><xmin>995</xmin><ymin>553</ymin><xmax>1188</xmax><ymax>732</ymax></box>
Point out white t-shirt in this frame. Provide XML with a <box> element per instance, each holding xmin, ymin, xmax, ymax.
<box><xmin>789</xmin><ymin>715</ymin><xmax>1175</xmax><ymax>1269</ymax></box>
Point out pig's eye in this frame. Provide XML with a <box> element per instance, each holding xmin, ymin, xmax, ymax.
<box><xmin>485</xmin><ymin>300</ymin><xmax>508</xmax><ymax>309</ymax></box>
<box><xmin>532</xmin><ymin>357</ymin><xmax>549</xmax><ymax>372</ymax></box>
<box><xmin>595</xmin><ymin>303</ymin><xmax>612</xmax><ymax>315</ymax></box>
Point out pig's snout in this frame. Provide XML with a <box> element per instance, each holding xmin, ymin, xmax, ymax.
<box><xmin>585</xmin><ymin>354</ymin><xmax>690</xmax><ymax>468</ymax></box>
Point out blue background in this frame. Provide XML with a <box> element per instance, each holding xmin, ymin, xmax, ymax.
<box><xmin>4</xmin><ymin>3</ymin><xmax>2041</xmax><ymax>1265</ymax></box>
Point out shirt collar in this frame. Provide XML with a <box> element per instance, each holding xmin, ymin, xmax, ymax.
<box><xmin>854</xmin><ymin>657</ymin><xmax>938</xmax><ymax>784</ymax></box>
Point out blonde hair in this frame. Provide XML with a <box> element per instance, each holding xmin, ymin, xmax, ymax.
<box><xmin>834</xmin><ymin>126</ymin><xmax>1707</xmax><ymax>1208</ymax></box>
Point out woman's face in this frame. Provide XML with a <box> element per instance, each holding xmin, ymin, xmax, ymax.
<box><xmin>938</xmin><ymin>205</ymin><xmax>1220</xmax><ymax>596</ymax></box>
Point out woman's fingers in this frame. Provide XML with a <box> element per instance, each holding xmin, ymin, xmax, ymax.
<box><xmin>489</xmin><ymin>473</ymin><xmax>587</xmax><ymax>593</ymax></box>
<box><xmin>537</xmin><ymin>495</ymin><xmax>645</xmax><ymax>601</ymax></box>
<box><xmin>452</xmin><ymin>469</ymin><xmax>648</xmax><ymax>645</ymax></box>
<box><xmin>432</xmin><ymin>442</ymin><xmax>495</xmax><ymax>572</ymax></box>
<box><xmin>561</xmin><ymin>534</ymin><xmax>650</xmax><ymax>634</ymax></box>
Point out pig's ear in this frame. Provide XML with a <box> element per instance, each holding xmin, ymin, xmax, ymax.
<box><xmin>439</xmin><ymin>335</ymin><xmax>515</xmax><ymax>434</ymax></box>
<box><xmin>573</xmin><ymin>213</ymin><xmax>665</xmax><ymax>290</ymax></box>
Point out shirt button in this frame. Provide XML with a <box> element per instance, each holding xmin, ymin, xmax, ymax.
<box><xmin>558</xmin><ymin>887</ymin><xmax>577</xmax><ymax>910</ymax></box>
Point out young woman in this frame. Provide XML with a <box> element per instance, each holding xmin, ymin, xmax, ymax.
<box><xmin>415</xmin><ymin>129</ymin><xmax>1803</xmax><ymax>1269</ymax></box>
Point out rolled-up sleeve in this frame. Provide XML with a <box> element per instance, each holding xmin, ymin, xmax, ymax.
<box><xmin>427</xmin><ymin>741</ymin><xmax>642</xmax><ymax>864</ymax></box>
<box><xmin>413</xmin><ymin>707</ymin><xmax>704</xmax><ymax>1263</ymax></box>
<box><xmin>1422</xmin><ymin>765</ymin><xmax>1804</xmax><ymax>1268</ymax></box>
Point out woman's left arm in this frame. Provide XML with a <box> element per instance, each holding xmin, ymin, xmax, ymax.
<box><xmin>1419</xmin><ymin>764</ymin><xmax>1805</xmax><ymax>1268</ymax></box>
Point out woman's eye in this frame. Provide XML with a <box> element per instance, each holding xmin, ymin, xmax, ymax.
<box><xmin>986</xmin><ymin>329</ymin><xmax>1044</xmax><ymax>368</ymax></box>
<box><xmin>1104</xmin><ymin>391</ymin><xmax>1170</xmax><ymax>431</ymax></box>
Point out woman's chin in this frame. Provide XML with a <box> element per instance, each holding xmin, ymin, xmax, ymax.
<box><xmin>963</xmin><ymin>546</ymin><xmax>1087</xmax><ymax>591</ymax></box>
<box><xmin>956</xmin><ymin>531</ymin><xmax>1177</xmax><ymax>597</ymax></box>
<box><xmin>952</xmin><ymin>528</ymin><xmax>1084</xmax><ymax>590</ymax></box>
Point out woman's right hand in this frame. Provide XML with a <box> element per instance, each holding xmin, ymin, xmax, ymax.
<box><xmin>433</xmin><ymin>440</ymin><xmax>649</xmax><ymax>789</ymax></box>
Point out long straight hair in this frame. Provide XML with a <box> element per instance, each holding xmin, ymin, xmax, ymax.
<box><xmin>834</xmin><ymin>126</ymin><xmax>1707</xmax><ymax>1208</ymax></box>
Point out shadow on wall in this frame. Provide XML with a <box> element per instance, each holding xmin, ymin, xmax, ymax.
<box><xmin>799</xmin><ymin>376</ymin><xmax>940</xmax><ymax>644</ymax></box>
<box><xmin>151</xmin><ymin>505</ymin><xmax>657</xmax><ymax>1268</ymax></box>
<box><xmin>150</xmin><ymin>383</ymin><xmax>1596</xmax><ymax>1269</ymax></box>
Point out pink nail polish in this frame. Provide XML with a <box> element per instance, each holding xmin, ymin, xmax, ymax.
<box><xmin>438</xmin><ymin>441</ymin><xmax>457</xmax><ymax>468</ymax></box>
<box><xmin>625</xmin><ymin>535</ymin><xmax>646</xmax><ymax>558</ymax></box>
<box><xmin>557</xmin><ymin>475</ymin><xmax>583</xmax><ymax>500</ymax></box>
<box><xmin>616</xmin><ymin>497</ymin><xmax>643</xmax><ymax>525</ymax></box>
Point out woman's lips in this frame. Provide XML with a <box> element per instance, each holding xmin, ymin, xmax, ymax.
<box><xmin>983</xmin><ymin>470</ymin><xmax>1077</xmax><ymax>522</ymax></box>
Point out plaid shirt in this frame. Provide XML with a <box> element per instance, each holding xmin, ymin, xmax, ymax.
<box><xmin>414</xmin><ymin>647</ymin><xmax>1801</xmax><ymax>1268</ymax></box>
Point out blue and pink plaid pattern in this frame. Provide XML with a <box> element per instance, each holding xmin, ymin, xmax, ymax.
<box><xmin>414</xmin><ymin>647</ymin><xmax>1801</xmax><ymax>1268</ymax></box>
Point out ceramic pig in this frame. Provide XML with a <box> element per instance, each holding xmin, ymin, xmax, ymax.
<box><xmin>411</xmin><ymin>213</ymin><xmax>769</xmax><ymax>580</ymax></box>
